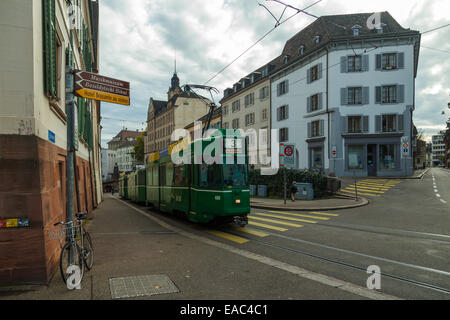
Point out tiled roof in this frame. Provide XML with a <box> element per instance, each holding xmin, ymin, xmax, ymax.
<box><xmin>152</xmin><ymin>100</ymin><xmax>168</xmax><ymax>117</ymax></box>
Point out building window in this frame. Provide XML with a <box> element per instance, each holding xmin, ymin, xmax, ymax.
<box><xmin>260</xmin><ymin>86</ymin><xmax>269</xmax><ymax>99</ymax></box>
<box><xmin>311</xmin><ymin>120</ymin><xmax>321</xmax><ymax>137</ymax></box>
<box><xmin>278</xmin><ymin>105</ymin><xmax>288</xmax><ymax>121</ymax></box>
<box><xmin>311</xmin><ymin>147</ymin><xmax>323</xmax><ymax>169</ymax></box>
<box><xmin>224</xmin><ymin>122</ymin><xmax>229</xmax><ymax>129</ymax></box>
<box><xmin>262</xmin><ymin>109</ymin><xmax>268</xmax><ymax>121</ymax></box>
<box><xmin>348</xmin><ymin>145</ymin><xmax>364</xmax><ymax>169</ymax></box>
<box><xmin>382</xmin><ymin>114</ymin><xmax>397</xmax><ymax>132</ymax></box>
<box><xmin>283</xmin><ymin>55</ymin><xmax>289</xmax><ymax>64</ymax></box>
<box><xmin>382</xmin><ymin>86</ymin><xmax>397</xmax><ymax>103</ymax></box>
<box><xmin>348</xmin><ymin>55</ymin><xmax>362</xmax><ymax>72</ymax></box>
<box><xmin>223</xmin><ymin>105</ymin><xmax>229</xmax><ymax>115</ymax></box>
<box><xmin>232</xmin><ymin>100</ymin><xmax>240</xmax><ymax>112</ymax></box>
<box><xmin>380</xmin><ymin>144</ymin><xmax>397</xmax><ymax>169</ymax></box>
<box><xmin>311</xmin><ymin>65</ymin><xmax>319</xmax><ymax>81</ymax></box>
<box><xmin>311</xmin><ymin>94</ymin><xmax>319</xmax><ymax>111</ymax></box>
<box><xmin>245</xmin><ymin>113</ymin><xmax>255</xmax><ymax>126</ymax></box>
<box><xmin>348</xmin><ymin>116</ymin><xmax>362</xmax><ymax>133</ymax></box>
<box><xmin>299</xmin><ymin>45</ymin><xmax>305</xmax><ymax>55</ymax></box>
<box><xmin>280</xmin><ymin>128</ymin><xmax>289</xmax><ymax>142</ymax></box>
<box><xmin>383</xmin><ymin>53</ymin><xmax>397</xmax><ymax>70</ymax></box>
<box><xmin>314</xmin><ymin>36</ymin><xmax>320</xmax><ymax>45</ymax></box>
<box><xmin>277</xmin><ymin>80</ymin><xmax>289</xmax><ymax>96</ymax></box>
<box><xmin>261</xmin><ymin>66</ymin><xmax>269</xmax><ymax>77</ymax></box>
<box><xmin>244</xmin><ymin>93</ymin><xmax>255</xmax><ymax>107</ymax></box>
<box><xmin>232</xmin><ymin>119</ymin><xmax>239</xmax><ymax>129</ymax></box>
<box><xmin>348</xmin><ymin>87</ymin><xmax>363</xmax><ymax>105</ymax></box>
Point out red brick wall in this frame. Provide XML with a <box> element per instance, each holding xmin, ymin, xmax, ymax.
<box><xmin>0</xmin><ymin>135</ymin><xmax>96</xmax><ymax>285</ymax></box>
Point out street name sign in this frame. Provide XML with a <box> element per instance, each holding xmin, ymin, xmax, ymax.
<box><xmin>74</xmin><ymin>70</ymin><xmax>130</xmax><ymax>106</ymax></box>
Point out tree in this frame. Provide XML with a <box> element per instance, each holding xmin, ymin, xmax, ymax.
<box><xmin>132</xmin><ymin>133</ymin><xmax>146</xmax><ymax>164</ymax></box>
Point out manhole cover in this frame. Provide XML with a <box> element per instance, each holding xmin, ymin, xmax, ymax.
<box><xmin>109</xmin><ymin>275</ymin><xmax>179</xmax><ymax>299</ymax></box>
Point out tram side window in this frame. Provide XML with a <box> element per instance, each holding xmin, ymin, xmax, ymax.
<box><xmin>166</xmin><ymin>164</ymin><xmax>174</xmax><ymax>186</ymax></box>
<box><xmin>198</xmin><ymin>164</ymin><xmax>222</xmax><ymax>187</ymax></box>
<box><xmin>174</xmin><ymin>165</ymin><xmax>185</xmax><ymax>186</ymax></box>
<box><xmin>160</xmin><ymin>165</ymin><xmax>166</xmax><ymax>186</ymax></box>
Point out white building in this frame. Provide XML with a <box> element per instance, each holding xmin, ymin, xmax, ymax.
<box><xmin>432</xmin><ymin>132</ymin><xmax>445</xmax><ymax>166</ymax></box>
<box><xmin>270</xmin><ymin>12</ymin><xmax>420</xmax><ymax>177</ymax></box>
<box><xmin>116</xmin><ymin>141</ymin><xmax>137</xmax><ymax>172</ymax></box>
<box><xmin>101</xmin><ymin>149</ymin><xmax>117</xmax><ymax>181</ymax></box>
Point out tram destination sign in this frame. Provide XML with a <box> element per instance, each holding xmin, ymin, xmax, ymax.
<box><xmin>74</xmin><ymin>70</ymin><xmax>130</xmax><ymax>106</ymax></box>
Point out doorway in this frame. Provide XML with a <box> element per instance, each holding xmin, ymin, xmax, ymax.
<box><xmin>367</xmin><ymin>144</ymin><xmax>377</xmax><ymax>176</ymax></box>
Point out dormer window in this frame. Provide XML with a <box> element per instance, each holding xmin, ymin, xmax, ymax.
<box><xmin>314</xmin><ymin>36</ymin><xmax>320</xmax><ymax>45</ymax></box>
<box><xmin>261</xmin><ymin>66</ymin><xmax>269</xmax><ymax>77</ymax></box>
<box><xmin>283</xmin><ymin>55</ymin><xmax>289</xmax><ymax>64</ymax></box>
<box><xmin>351</xmin><ymin>25</ymin><xmax>362</xmax><ymax>36</ymax></box>
<box><xmin>299</xmin><ymin>45</ymin><xmax>305</xmax><ymax>55</ymax></box>
<box><xmin>376</xmin><ymin>23</ymin><xmax>387</xmax><ymax>34</ymax></box>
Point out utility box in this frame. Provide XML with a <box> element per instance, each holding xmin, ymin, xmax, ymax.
<box><xmin>257</xmin><ymin>185</ymin><xmax>268</xmax><ymax>197</ymax></box>
<box><xmin>295</xmin><ymin>183</ymin><xmax>314</xmax><ymax>200</ymax></box>
<box><xmin>250</xmin><ymin>185</ymin><xmax>257</xmax><ymax>196</ymax></box>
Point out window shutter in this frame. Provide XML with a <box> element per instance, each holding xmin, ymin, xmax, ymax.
<box><xmin>277</xmin><ymin>83</ymin><xmax>281</xmax><ymax>96</ymax></box>
<box><xmin>381</xmin><ymin>54</ymin><xmax>387</xmax><ymax>69</ymax></box>
<box><xmin>319</xmin><ymin>120</ymin><xmax>324</xmax><ymax>136</ymax></box>
<box><xmin>397</xmin><ymin>85</ymin><xmax>405</xmax><ymax>103</ymax></box>
<box><xmin>376</xmin><ymin>54</ymin><xmax>382</xmax><ymax>70</ymax></box>
<box><xmin>318</xmin><ymin>93</ymin><xmax>323</xmax><ymax>110</ymax></box>
<box><xmin>340</xmin><ymin>56</ymin><xmax>347</xmax><ymax>73</ymax></box>
<box><xmin>363</xmin><ymin>55</ymin><xmax>369</xmax><ymax>71</ymax></box>
<box><xmin>318</xmin><ymin>63</ymin><xmax>323</xmax><ymax>79</ymax></box>
<box><xmin>397</xmin><ymin>52</ymin><xmax>404</xmax><ymax>69</ymax></box>
<box><xmin>375</xmin><ymin>115</ymin><xmax>381</xmax><ymax>132</ymax></box>
<box><xmin>341</xmin><ymin>88</ymin><xmax>348</xmax><ymax>105</ymax></box>
<box><xmin>307</xmin><ymin>68</ymin><xmax>311</xmax><ymax>84</ymax></box>
<box><xmin>363</xmin><ymin>87</ymin><xmax>369</xmax><ymax>105</ymax></box>
<box><xmin>307</xmin><ymin>122</ymin><xmax>312</xmax><ymax>138</ymax></box>
<box><xmin>285</xmin><ymin>105</ymin><xmax>289</xmax><ymax>120</ymax></box>
<box><xmin>363</xmin><ymin>116</ymin><xmax>369</xmax><ymax>133</ymax></box>
<box><xmin>398</xmin><ymin>114</ymin><xmax>404</xmax><ymax>132</ymax></box>
<box><xmin>43</xmin><ymin>0</ymin><xmax>57</xmax><ymax>98</ymax></box>
<box><xmin>286</xmin><ymin>128</ymin><xmax>289</xmax><ymax>141</ymax></box>
<box><xmin>285</xmin><ymin>80</ymin><xmax>289</xmax><ymax>94</ymax></box>
<box><xmin>341</xmin><ymin>116</ymin><xmax>347</xmax><ymax>134</ymax></box>
<box><xmin>277</xmin><ymin>107</ymin><xmax>281</xmax><ymax>121</ymax></box>
<box><xmin>375</xmin><ymin>86</ymin><xmax>382</xmax><ymax>104</ymax></box>
<box><xmin>307</xmin><ymin>96</ymin><xmax>312</xmax><ymax>113</ymax></box>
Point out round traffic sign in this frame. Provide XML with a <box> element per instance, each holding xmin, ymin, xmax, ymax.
<box><xmin>284</xmin><ymin>146</ymin><xmax>294</xmax><ymax>157</ymax></box>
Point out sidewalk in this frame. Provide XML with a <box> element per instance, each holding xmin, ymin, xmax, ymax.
<box><xmin>250</xmin><ymin>195</ymin><xmax>368</xmax><ymax>211</ymax></box>
<box><xmin>1</xmin><ymin>194</ymin><xmax>373</xmax><ymax>300</ymax></box>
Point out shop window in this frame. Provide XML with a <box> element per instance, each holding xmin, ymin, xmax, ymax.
<box><xmin>380</xmin><ymin>144</ymin><xmax>397</xmax><ymax>169</ymax></box>
<box><xmin>311</xmin><ymin>147</ymin><xmax>323</xmax><ymax>169</ymax></box>
<box><xmin>348</xmin><ymin>145</ymin><xmax>364</xmax><ymax>169</ymax></box>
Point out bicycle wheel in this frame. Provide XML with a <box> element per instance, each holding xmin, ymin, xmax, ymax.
<box><xmin>82</xmin><ymin>231</ymin><xmax>94</xmax><ymax>270</ymax></box>
<box><xmin>59</xmin><ymin>242</ymin><xmax>85</xmax><ymax>286</ymax></box>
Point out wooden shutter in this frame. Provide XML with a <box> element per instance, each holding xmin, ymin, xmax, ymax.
<box><xmin>341</xmin><ymin>88</ymin><xmax>348</xmax><ymax>105</ymax></box>
<box><xmin>362</xmin><ymin>55</ymin><xmax>369</xmax><ymax>71</ymax></box>
<box><xmin>375</xmin><ymin>86</ymin><xmax>382</xmax><ymax>104</ymax></box>
<box><xmin>307</xmin><ymin>96</ymin><xmax>312</xmax><ymax>113</ymax></box>
<box><xmin>398</xmin><ymin>114</ymin><xmax>404</xmax><ymax>132</ymax></box>
<box><xmin>285</xmin><ymin>80</ymin><xmax>289</xmax><ymax>94</ymax></box>
<box><xmin>318</xmin><ymin>63</ymin><xmax>323</xmax><ymax>79</ymax></box>
<box><xmin>307</xmin><ymin>122</ymin><xmax>312</xmax><ymax>138</ymax></box>
<box><xmin>363</xmin><ymin>116</ymin><xmax>369</xmax><ymax>133</ymax></box>
<box><xmin>277</xmin><ymin>107</ymin><xmax>281</xmax><ymax>121</ymax></box>
<box><xmin>397</xmin><ymin>85</ymin><xmax>405</xmax><ymax>103</ymax></box>
<box><xmin>43</xmin><ymin>0</ymin><xmax>57</xmax><ymax>98</ymax></box>
<box><xmin>307</xmin><ymin>68</ymin><xmax>312</xmax><ymax>84</ymax></box>
<box><xmin>319</xmin><ymin>120</ymin><xmax>324</xmax><ymax>136</ymax></box>
<box><xmin>397</xmin><ymin>52</ymin><xmax>404</xmax><ymax>69</ymax></box>
<box><xmin>318</xmin><ymin>93</ymin><xmax>323</xmax><ymax>110</ymax></box>
<box><xmin>375</xmin><ymin>54</ymin><xmax>382</xmax><ymax>70</ymax></box>
<box><xmin>277</xmin><ymin>83</ymin><xmax>281</xmax><ymax>96</ymax></box>
<box><xmin>340</xmin><ymin>56</ymin><xmax>347</xmax><ymax>73</ymax></box>
<box><xmin>341</xmin><ymin>116</ymin><xmax>347</xmax><ymax>134</ymax></box>
<box><xmin>363</xmin><ymin>87</ymin><xmax>369</xmax><ymax>105</ymax></box>
<box><xmin>375</xmin><ymin>115</ymin><xmax>382</xmax><ymax>132</ymax></box>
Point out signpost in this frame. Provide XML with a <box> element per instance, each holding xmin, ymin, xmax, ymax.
<box><xmin>75</xmin><ymin>70</ymin><xmax>130</xmax><ymax>106</ymax></box>
<box><xmin>401</xmin><ymin>136</ymin><xmax>410</xmax><ymax>157</ymax></box>
<box><xmin>280</xmin><ymin>143</ymin><xmax>296</xmax><ymax>204</ymax></box>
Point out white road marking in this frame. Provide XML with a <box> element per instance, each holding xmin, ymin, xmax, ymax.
<box><xmin>441</xmin><ymin>199</ymin><xmax>447</xmax><ymax>204</ymax></box>
<box><xmin>437</xmin><ymin>194</ymin><xmax>441</xmax><ymax>198</ymax></box>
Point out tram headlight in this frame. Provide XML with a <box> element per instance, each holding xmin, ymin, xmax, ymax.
<box><xmin>235</xmin><ymin>199</ymin><xmax>241</xmax><ymax>204</ymax></box>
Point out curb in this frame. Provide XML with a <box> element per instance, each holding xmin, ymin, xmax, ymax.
<box><xmin>250</xmin><ymin>196</ymin><xmax>369</xmax><ymax>212</ymax></box>
<box><xmin>356</xmin><ymin>168</ymin><xmax>431</xmax><ymax>180</ymax></box>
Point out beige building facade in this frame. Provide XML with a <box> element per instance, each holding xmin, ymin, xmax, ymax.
<box><xmin>220</xmin><ymin>74</ymin><xmax>271</xmax><ymax>168</ymax></box>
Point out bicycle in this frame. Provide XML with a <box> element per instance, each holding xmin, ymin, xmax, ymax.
<box><xmin>50</xmin><ymin>212</ymin><xmax>94</xmax><ymax>286</ymax></box>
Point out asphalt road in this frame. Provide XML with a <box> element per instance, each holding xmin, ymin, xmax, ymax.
<box><xmin>138</xmin><ymin>168</ymin><xmax>450</xmax><ymax>299</ymax></box>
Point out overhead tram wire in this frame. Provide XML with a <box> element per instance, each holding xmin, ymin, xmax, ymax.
<box><xmin>421</xmin><ymin>23</ymin><xmax>450</xmax><ymax>35</ymax></box>
<box><xmin>202</xmin><ymin>0</ymin><xmax>323</xmax><ymax>86</ymax></box>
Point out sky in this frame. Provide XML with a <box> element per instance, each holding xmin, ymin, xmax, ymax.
<box><xmin>98</xmin><ymin>0</ymin><xmax>450</xmax><ymax>148</ymax></box>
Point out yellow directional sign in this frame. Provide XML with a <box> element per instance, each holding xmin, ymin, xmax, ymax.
<box><xmin>75</xmin><ymin>88</ymin><xmax>130</xmax><ymax>106</ymax></box>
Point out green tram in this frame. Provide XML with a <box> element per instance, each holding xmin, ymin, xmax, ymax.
<box><xmin>128</xmin><ymin>169</ymin><xmax>146</xmax><ymax>204</ymax></box>
<box><xmin>119</xmin><ymin>173</ymin><xmax>128</xmax><ymax>199</ymax></box>
<box><xmin>146</xmin><ymin>130</ymin><xmax>250</xmax><ymax>225</ymax></box>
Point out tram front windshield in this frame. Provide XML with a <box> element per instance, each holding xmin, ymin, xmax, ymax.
<box><xmin>198</xmin><ymin>164</ymin><xmax>248</xmax><ymax>188</ymax></box>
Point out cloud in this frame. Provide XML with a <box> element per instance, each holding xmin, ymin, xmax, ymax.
<box><xmin>99</xmin><ymin>0</ymin><xmax>450</xmax><ymax>146</ymax></box>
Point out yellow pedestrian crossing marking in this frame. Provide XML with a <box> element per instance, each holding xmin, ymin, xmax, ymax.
<box><xmin>356</xmin><ymin>183</ymin><xmax>393</xmax><ymax>188</ymax></box>
<box><xmin>254</xmin><ymin>212</ymin><xmax>317</xmax><ymax>224</ymax></box>
<box><xmin>309</xmin><ymin>211</ymin><xmax>340</xmax><ymax>217</ymax></box>
<box><xmin>343</xmin><ymin>187</ymin><xmax>385</xmax><ymax>194</ymax></box>
<box><xmin>340</xmin><ymin>189</ymin><xmax>380</xmax><ymax>197</ymax></box>
<box><xmin>206</xmin><ymin>230</ymin><xmax>249</xmax><ymax>244</ymax></box>
<box><xmin>268</xmin><ymin>210</ymin><xmax>330</xmax><ymax>221</ymax></box>
<box><xmin>248</xmin><ymin>221</ymin><xmax>288</xmax><ymax>232</ymax></box>
<box><xmin>356</xmin><ymin>184</ymin><xmax>391</xmax><ymax>189</ymax></box>
<box><xmin>249</xmin><ymin>216</ymin><xmax>305</xmax><ymax>227</ymax></box>
<box><xmin>231</xmin><ymin>226</ymin><xmax>269</xmax><ymax>238</ymax></box>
